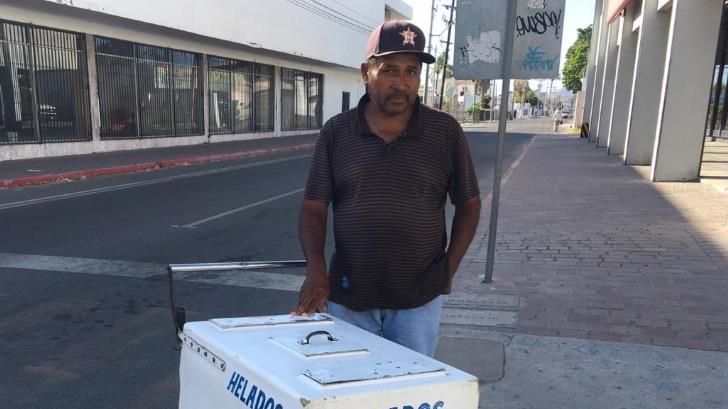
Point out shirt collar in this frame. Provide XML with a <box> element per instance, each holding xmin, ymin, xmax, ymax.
<box><xmin>356</xmin><ymin>93</ymin><xmax>422</xmax><ymax>137</ymax></box>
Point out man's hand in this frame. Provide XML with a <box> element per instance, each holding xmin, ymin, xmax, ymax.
<box><xmin>294</xmin><ymin>199</ymin><xmax>330</xmax><ymax>315</ymax></box>
<box><xmin>292</xmin><ymin>270</ymin><xmax>330</xmax><ymax>315</ymax></box>
<box><xmin>443</xmin><ymin>256</ymin><xmax>458</xmax><ymax>294</ymax></box>
<box><xmin>444</xmin><ymin>196</ymin><xmax>481</xmax><ymax>295</ymax></box>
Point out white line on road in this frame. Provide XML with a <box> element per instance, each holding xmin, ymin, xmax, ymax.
<box><xmin>0</xmin><ymin>252</ymin><xmax>304</xmax><ymax>291</ymax></box>
<box><xmin>173</xmin><ymin>188</ymin><xmax>305</xmax><ymax>228</ymax></box>
<box><xmin>0</xmin><ymin>253</ymin><xmax>163</xmax><ymax>278</ymax></box>
<box><xmin>0</xmin><ymin>155</ymin><xmax>310</xmax><ymax>211</ymax></box>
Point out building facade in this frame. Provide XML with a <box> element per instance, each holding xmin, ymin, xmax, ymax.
<box><xmin>582</xmin><ymin>0</ymin><xmax>724</xmax><ymax>182</ymax></box>
<box><xmin>0</xmin><ymin>0</ymin><xmax>413</xmax><ymax>160</ymax></box>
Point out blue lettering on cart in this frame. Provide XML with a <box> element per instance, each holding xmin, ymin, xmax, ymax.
<box><xmin>226</xmin><ymin>372</ymin><xmax>283</xmax><ymax>409</ymax></box>
<box><xmin>389</xmin><ymin>401</ymin><xmax>444</xmax><ymax>409</ymax></box>
<box><xmin>245</xmin><ymin>385</ymin><xmax>258</xmax><ymax>407</ymax></box>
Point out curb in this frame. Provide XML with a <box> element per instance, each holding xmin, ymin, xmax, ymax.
<box><xmin>0</xmin><ymin>142</ymin><xmax>315</xmax><ymax>189</ymax></box>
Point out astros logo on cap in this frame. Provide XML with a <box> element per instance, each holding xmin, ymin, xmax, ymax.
<box><xmin>399</xmin><ymin>27</ymin><xmax>417</xmax><ymax>46</ymax></box>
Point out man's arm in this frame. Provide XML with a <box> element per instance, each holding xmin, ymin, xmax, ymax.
<box><xmin>445</xmin><ymin>196</ymin><xmax>481</xmax><ymax>293</ymax></box>
<box><xmin>292</xmin><ymin>199</ymin><xmax>330</xmax><ymax>315</ymax></box>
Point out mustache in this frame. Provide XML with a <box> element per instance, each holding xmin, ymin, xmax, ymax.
<box><xmin>385</xmin><ymin>91</ymin><xmax>409</xmax><ymax>101</ymax></box>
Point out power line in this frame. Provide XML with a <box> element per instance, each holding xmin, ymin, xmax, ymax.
<box><xmin>304</xmin><ymin>0</ymin><xmax>374</xmax><ymax>30</ymax></box>
<box><xmin>285</xmin><ymin>0</ymin><xmax>369</xmax><ymax>34</ymax></box>
<box><xmin>318</xmin><ymin>0</ymin><xmax>379</xmax><ymax>26</ymax></box>
<box><xmin>283</xmin><ymin>0</ymin><xmax>372</xmax><ymax>35</ymax></box>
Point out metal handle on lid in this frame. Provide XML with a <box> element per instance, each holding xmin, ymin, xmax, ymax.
<box><xmin>299</xmin><ymin>330</ymin><xmax>338</xmax><ymax>345</ymax></box>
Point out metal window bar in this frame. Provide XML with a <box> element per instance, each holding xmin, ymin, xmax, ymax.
<box><xmin>172</xmin><ymin>50</ymin><xmax>203</xmax><ymax>136</ymax></box>
<box><xmin>232</xmin><ymin>60</ymin><xmax>254</xmax><ymax>134</ymax></box>
<box><xmin>96</xmin><ymin>36</ymin><xmax>203</xmax><ymax>140</ymax></box>
<box><xmin>1</xmin><ymin>20</ymin><xmax>91</xmax><ymax>144</ymax></box>
<box><xmin>30</xmin><ymin>26</ymin><xmax>91</xmax><ymax>143</ymax></box>
<box><xmin>254</xmin><ymin>63</ymin><xmax>275</xmax><ymax>132</ymax></box>
<box><xmin>136</xmin><ymin>44</ymin><xmax>172</xmax><ymax>137</ymax></box>
<box><xmin>281</xmin><ymin>68</ymin><xmax>295</xmax><ymax>131</ymax></box>
<box><xmin>96</xmin><ymin>37</ymin><xmax>138</xmax><ymax>139</ymax></box>
<box><xmin>208</xmin><ymin>56</ymin><xmax>232</xmax><ymax>134</ymax></box>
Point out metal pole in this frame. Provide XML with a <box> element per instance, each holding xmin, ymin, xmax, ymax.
<box><xmin>168</xmin><ymin>260</ymin><xmax>307</xmax><ymax>273</ymax></box>
<box><xmin>438</xmin><ymin>0</ymin><xmax>455</xmax><ymax>111</ymax></box>
<box><xmin>423</xmin><ymin>0</ymin><xmax>437</xmax><ymax>105</ymax></box>
<box><xmin>483</xmin><ymin>0</ymin><xmax>517</xmax><ymax>283</ymax></box>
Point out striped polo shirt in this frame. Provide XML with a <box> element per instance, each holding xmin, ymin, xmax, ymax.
<box><xmin>304</xmin><ymin>94</ymin><xmax>480</xmax><ymax>311</ymax></box>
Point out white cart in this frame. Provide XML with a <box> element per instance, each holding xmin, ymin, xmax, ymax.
<box><xmin>168</xmin><ymin>261</ymin><xmax>480</xmax><ymax>409</ymax></box>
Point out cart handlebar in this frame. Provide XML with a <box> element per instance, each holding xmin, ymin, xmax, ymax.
<box><xmin>167</xmin><ymin>259</ymin><xmax>307</xmax><ymax>342</ymax></box>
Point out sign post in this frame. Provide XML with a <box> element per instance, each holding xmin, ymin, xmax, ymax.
<box><xmin>453</xmin><ymin>0</ymin><xmax>566</xmax><ymax>283</ymax></box>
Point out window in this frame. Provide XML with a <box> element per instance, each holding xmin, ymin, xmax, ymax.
<box><xmin>208</xmin><ymin>57</ymin><xmax>273</xmax><ymax>134</ymax></box>
<box><xmin>172</xmin><ymin>51</ymin><xmax>203</xmax><ymax>136</ymax></box>
<box><xmin>342</xmin><ymin>91</ymin><xmax>350</xmax><ymax>112</ymax></box>
<box><xmin>0</xmin><ymin>20</ymin><xmax>90</xmax><ymax>144</ymax></box>
<box><xmin>281</xmin><ymin>68</ymin><xmax>323</xmax><ymax>131</ymax></box>
<box><xmin>254</xmin><ymin>63</ymin><xmax>274</xmax><ymax>132</ymax></box>
<box><xmin>207</xmin><ymin>56</ymin><xmax>231</xmax><ymax>134</ymax></box>
<box><xmin>95</xmin><ymin>36</ymin><xmax>202</xmax><ymax>139</ymax></box>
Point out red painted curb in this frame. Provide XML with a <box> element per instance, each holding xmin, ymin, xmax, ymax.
<box><xmin>0</xmin><ymin>142</ymin><xmax>314</xmax><ymax>189</ymax></box>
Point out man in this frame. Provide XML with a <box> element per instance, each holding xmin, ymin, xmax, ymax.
<box><xmin>552</xmin><ymin>108</ymin><xmax>563</xmax><ymax>133</ymax></box>
<box><xmin>293</xmin><ymin>21</ymin><xmax>481</xmax><ymax>358</ymax></box>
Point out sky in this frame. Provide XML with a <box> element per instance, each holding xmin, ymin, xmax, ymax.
<box><xmin>410</xmin><ymin>0</ymin><xmax>597</xmax><ymax>92</ymax></box>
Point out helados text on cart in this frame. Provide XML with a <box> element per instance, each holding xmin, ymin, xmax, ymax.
<box><xmin>227</xmin><ymin>371</ymin><xmax>283</xmax><ymax>409</ymax></box>
<box><xmin>389</xmin><ymin>402</ymin><xmax>445</xmax><ymax>409</ymax></box>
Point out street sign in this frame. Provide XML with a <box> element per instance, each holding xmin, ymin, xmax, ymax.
<box><xmin>454</xmin><ymin>0</ymin><xmax>566</xmax><ymax>80</ymax></box>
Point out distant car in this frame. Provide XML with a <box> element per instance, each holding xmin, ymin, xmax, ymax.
<box><xmin>561</xmin><ymin>111</ymin><xmax>573</xmax><ymax>120</ymax></box>
<box><xmin>39</xmin><ymin>104</ymin><xmax>57</xmax><ymax>121</ymax></box>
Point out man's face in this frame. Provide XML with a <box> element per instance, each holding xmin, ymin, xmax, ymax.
<box><xmin>361</xmin><ymin>54</ymin><xmax>422</xmax><ymax>116</ymax></box>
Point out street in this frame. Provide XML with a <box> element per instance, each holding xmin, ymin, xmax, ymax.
<box><xmin>0</xmin><ymin>132</ymin><xmax>532</xmax><ymax>409</ymax></box>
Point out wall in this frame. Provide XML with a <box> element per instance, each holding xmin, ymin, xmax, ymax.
<box><xmin>0</xmin><ymin>0</ymin><xmax>375</xmax><ymax>160</ymax></box>
<box><xmin>34</xmin><ymin>0</ymin><xmax>411</xmax><ymax>69</ymax></box>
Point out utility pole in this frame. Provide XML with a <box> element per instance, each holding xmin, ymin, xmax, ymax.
<box><xmin>521</xmin><ymin>82</ymin><xmax>526</xmax><ymax>119</ymax></box>
<box><xmin>438</xmin><ymin>0</ymin><xmax>455</xmax><ymax>111</ymax></box>
<box><xmin>423</xmin><ymin>0</ymin><xmax>437</xmax><ymax>106</ymax></box>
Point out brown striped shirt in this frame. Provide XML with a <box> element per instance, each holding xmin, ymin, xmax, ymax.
<box><xmin>304</xmin><ymin>94</ymin><xmax>479</xmax><ymax>311</ymax></box>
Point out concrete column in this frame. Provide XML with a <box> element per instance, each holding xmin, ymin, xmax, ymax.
<box><xmin>583</xmin><ymin>0</ymin><xmax>605</xmax><ymax>125</ymax></box>
<box><xmin>607</xmin><ymin>2</ymin><xmax>639</xmax><ymax>156</ymax></box>
<box><xmin>623</xmin><ymin>0</ymin><xmax>671</xmax><ymax>165</ymax></box>
<box><xmin>651</xmin><ymin>0</ymin><xmax>723</xmax><ymax>181</ymax></box>
<box><xmin>595</xmin><ymin>20</ymin><xmax>620</xmax><ymax>147</ymax></box>
<box><xmin>588</xmin><ymin>0</ymin><xmax>610</xmax><ymax>143</ymax></box>
<box><xmin>85</xmin><ymin>34</ymin><xmax>101</xmax><ymax>142</ymax></box>
<box><xmin>202</xmin><ymin>54</ymin><xmax>210</xmax><ymax>140</ymax></box>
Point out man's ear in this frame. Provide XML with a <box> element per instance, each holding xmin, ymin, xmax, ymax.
<box><xmin>360</xmin><ymin>62</ymin><xmax>369</xmax><ymax>84</ymax></box>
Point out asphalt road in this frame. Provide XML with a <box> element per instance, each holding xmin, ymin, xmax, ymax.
<box><xmin>0</xmin><ymin>131</ymin><xmax>532</xmax><ymax>409</ymax></box>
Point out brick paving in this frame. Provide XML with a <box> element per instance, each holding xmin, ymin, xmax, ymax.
<box><xmin>455</xmin><ymin>135</ymin><xmax>728</xmax><ymax>352</ymax></box>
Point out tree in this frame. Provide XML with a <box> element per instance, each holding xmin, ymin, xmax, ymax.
<box><xmin>434</xmin><ymin>54</ymin><xmax>453</xmax><ymax>80</ymax></box>
<box><xmin>562</xmin><ymin>26</ymin><xmax>593</xmax><ymax>93</ymax></box>
<box><xmin>513</xmin><ymin>79</ymin><xmax>531</xmax><ymax>102</ymax></box>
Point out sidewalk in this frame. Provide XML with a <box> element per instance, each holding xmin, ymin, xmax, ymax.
<box><xmin>0</xmin><ymin>134</ymin><xmax>317</xmax><ymax>188</ymax></box>
<box><xmin>441</xmin><ymin>135</ymin><xmax>728</xmax><ymax>408</ymax></box>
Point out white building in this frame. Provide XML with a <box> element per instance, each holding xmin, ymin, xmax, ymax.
<box><xmin>0</xmin><ymin>0</ymin><xmax>413</xmax><ymax>160</ymax></box>
<box><xmin>582</xmin><ymin>0</ymin><xmax>724</xmax><ymax>181</ymax></box>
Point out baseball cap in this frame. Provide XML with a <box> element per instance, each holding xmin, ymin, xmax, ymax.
<box><xmin>365</xmin><ymin>20</ymin><xmax>436</xmax><ymax>64</ymax></box>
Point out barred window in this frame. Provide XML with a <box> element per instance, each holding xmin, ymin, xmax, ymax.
<box><xmin>208</xmin><ymin>56</ymin><xmax>231</xmax><ymax>134</ymax></box>
<box><xmin>254</xmin><ymin>63</ymin><xmax>274</xmax><ymax>132</ymax></box>
<box><xmin>95</xmin><ymin>36</ymin><xmax>202</xmax><ymax>139</ymax></box>
<box><xmin>281</xmin><ymin>68</ymin><xmax>323</xmax><ymax>131</ymax></box>
<box><xmin>208</xmin><ymin>57</ymin><xmax>273</xmax><ymax>134</ymax></box>
<box><xmin>0</xmin><ymin>20</ymin><xmax>90</xmax><ymax>144</ymax></box>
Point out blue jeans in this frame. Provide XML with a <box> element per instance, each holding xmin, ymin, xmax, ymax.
<box><xmin>326</xmin><ymin>296</ymin><xmax>444</xmax><ymax>357</ymax></box>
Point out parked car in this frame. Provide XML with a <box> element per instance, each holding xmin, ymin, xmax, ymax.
<box><xmin>561</xmin><ymin>111</ymin><xmax>573</xmax><ymax>120</ymax></box>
